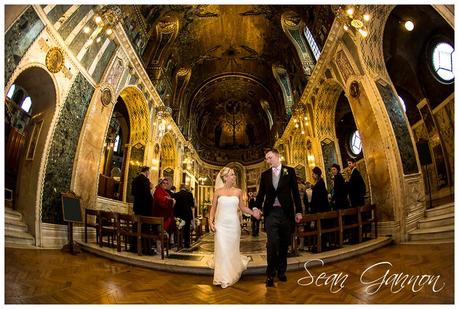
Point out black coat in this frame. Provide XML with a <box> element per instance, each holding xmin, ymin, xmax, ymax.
<box><xmin>310</xmin><ymin>178</ymin><xmax>330</xmax><ymax>213</ymax></box>
<box><xmin>173</xmin><ymin>189</ymin><xmax>194</xmax><ymax>221</ymax></box>
<box><xmin>348</xmin><ymin>168</ymin><xmax>366</xmax><ymax>207</ymax></box>
<box><xmin>332</xmin><ymin>173</ymin><xmax>349</xmax><ymax>209</ymax></box>
<box><xmin>131</xmin><ymin>174</ymin><xmax>153</xmax><ymax>216</ymax></box>
<box><xmin>255</xmin><ymin>165</ymin><xmax>302</xmax><ymax>231</ymax></box>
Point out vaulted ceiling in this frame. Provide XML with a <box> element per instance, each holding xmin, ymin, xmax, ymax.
<box><xmin>120</xmin><ymin>5</ymin><xmax>335</xmax><ymax>165</ymax></box>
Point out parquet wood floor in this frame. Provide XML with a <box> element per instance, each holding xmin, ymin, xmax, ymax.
<box><xmin>5</xmin><ymin>243</ymin><xmax>453</xmax><ymax>304</ymax></box>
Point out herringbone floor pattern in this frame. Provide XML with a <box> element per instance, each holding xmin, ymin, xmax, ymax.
<box><xmin>5</xmin><ymin>243</ymin><xmax>453</xmax><ymax>304</ymax></box>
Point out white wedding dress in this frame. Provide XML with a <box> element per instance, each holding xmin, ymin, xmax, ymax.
<box><xmin>208</xmin><ymin>195</ymin><xmax>250</xmax><ymax>288</ymax></box>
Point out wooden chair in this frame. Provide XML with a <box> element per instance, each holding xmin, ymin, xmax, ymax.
<box><xmin>84</xmin><ymin>208</ymin><xmax>100</xmax><ymax>244</ymax></box>
<box><xmin>99</xmin><ymin>210</ymin><xmax>118</xmax><ymax>248</ymax></box>
<box><xmin>137</xmin><ymin>216</ymin><xmax>169</xmax><ymax>259</ymax></box>
<box><xmin>174</xmin><ymin>225</ymin><xmax>184</xmax><ymax>251</ymax></box>
<box><xmin>340</xmin><ymin>207</ymin><xmax>360</xmax><ymax>243</ymax></box>
<box><xmin>360</xmin><ymin>204</ymin><xmax>377</xmax><ymax>240</ymax></box>
<box><xmin>117</xmin><ymin>213</ymin><xmax>137</xmax><ymax>252</ymax></box>
<box><xmin>319</xmin><ymin>210</ymin><xmax>341</xmax><ymax>250</ymax></box>
<box><xmin>294</xmin><ymin>213</ymin><xmax>320</xmax><ymax>253</ymax></box>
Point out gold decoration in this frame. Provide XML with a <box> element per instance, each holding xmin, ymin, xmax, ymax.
<box><xmin>99</xmin><ymin>83</ymin><xmax>115</xmax><ymax>106</ymax></box>
<box><xmin>350</xmin><ymin>81</ymin><xmax>360</xmax><ymax>98</ymax></box>
<box><xmin>45</xmin><ymin>47</ymin><xmax>65</xmax><ymax>73</ymax></box>
<box><xmin>101</xmin><ymin>87</ymin><xmax>113</xmax><ymax>106</ymax></box>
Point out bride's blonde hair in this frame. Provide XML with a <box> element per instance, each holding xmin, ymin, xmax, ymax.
<box><xmin>214</xmin><ymin>167</ymin><xmax>235</xmax><ymax>189</ymax></box>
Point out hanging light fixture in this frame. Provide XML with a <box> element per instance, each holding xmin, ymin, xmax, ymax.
<box><xmin>334</xmin><ymin>5</ymin><xmax>371</xmax><ymax>38</ymax></box>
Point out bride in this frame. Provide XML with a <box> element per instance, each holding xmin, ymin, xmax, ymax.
<box><xmin>208</xmin><ymin>167</ymin><xmax>261</xmax><ymax>288</ymax></box>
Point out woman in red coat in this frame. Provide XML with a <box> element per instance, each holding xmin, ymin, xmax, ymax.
<box><xmin>152</xmin><ymin>178</ymin><xmax>176</xmax><ymax>234</ymax></box>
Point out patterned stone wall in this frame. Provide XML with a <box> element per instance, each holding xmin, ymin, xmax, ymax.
<box><xmin>376</xmin><ymin>81</ymin><xmax>418</xmax><ymax>175</ymax></box>
<box><xmin>321</xmin><ymin>138</ymin><xmax>337</xmax><ymax>189</ymax></box>
<box><xmin>41</xmin><ymin>73</ymin><xmax>94</xmax><ymax>224</ymax></box>
<box><xmin>126</xmin><ymin>144</ymin><xmax>145</xmax><ymax>203</ymax></box>
<box><xmin>5</xmin><ymin>6</ymin><xmax>45</xmax><ymax>84</ymax></box>
<box><xmin>433</xmin><ymin>98</ymin><xmax>454</xmax><ymax>176</ymax></box>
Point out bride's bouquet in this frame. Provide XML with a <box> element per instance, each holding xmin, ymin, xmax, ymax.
<box><xmin>175</xmin><ymin>217</ymin><xmax>186</xmax><ymax>230</ymax></box>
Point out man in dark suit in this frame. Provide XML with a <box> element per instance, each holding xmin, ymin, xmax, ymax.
<box><xmin>130</xmin><ymin>166</ymin><xmax>153</xmax><ymax>253</ymax></box>
<box><xmin>248</xmin><ymin>192</ymin><xmax>259</xmax><ymax>236</ymax></box>
<box><xmin>346</xmin><ymin>158</ymin><xmax>366</xmax><ymax>207</ymax></box>
<box><xmin>173</xmin><ymin>184</ymin><xmax>195</xmax><ymax>249</ymax></box>
<box><xmin>131</xmin><ymin>166</ymin><xmax>153</xmax><ymax>216</ymax></box>
<box><xmin>256</xmin><ymin>148</ymin><xmax>303</xmax><ymax>287</ymax></box>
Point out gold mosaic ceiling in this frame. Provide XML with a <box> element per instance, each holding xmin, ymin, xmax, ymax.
<box><xmin>120</xmin><ymin>5</ymin><xmax>335</xmax><ymax>164</ymax></box>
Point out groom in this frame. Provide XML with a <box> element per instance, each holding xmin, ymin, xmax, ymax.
<box><xmin>255</xmin><ymin>148</ymin><xmax>303</xmax><ymax>287</ymax></box>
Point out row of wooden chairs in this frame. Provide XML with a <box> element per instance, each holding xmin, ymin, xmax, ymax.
<box><xmin>293</xmin><ymin>204</ymin><xmax>377</xmax><ymax>253</ymax></box>
<box><xmin>84</xmin><ymin>209</ymin><xmax>169</xmax><ymax>259</ymax></box>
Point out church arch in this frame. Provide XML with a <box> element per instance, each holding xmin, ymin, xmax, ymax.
<box><xmin>5</xmin><ymin>65</ymin><xmax>58</xmax><ymax>242</ymax></box>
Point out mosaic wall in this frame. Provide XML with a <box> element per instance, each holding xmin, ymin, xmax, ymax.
<box><xmin>126</xmin><ymin>144</ymin><xmax>145</xmax><ymax>203</ymax></box>
<box><xmin>321</xmin><ymin>138</ymin><xmax>337</xmax><ymax>189</ymax></box>
<box><xmin>376</xmin><ymin>81</ymin><xmax>418</xmax><ymax>175</ymax></box>
<box><xmin>5</xmin><ymin>6</ymin><xmax>45</xmax><ymax>84</ymax></box>
<box><xmin>41</xmin><ymin>73</ymin><xmax>94</xmax><ymax>224</ymax></box>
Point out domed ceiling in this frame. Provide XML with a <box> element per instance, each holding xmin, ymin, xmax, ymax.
<box><xmin>120</xmin><ymin>5</ymin><xmax>335</xmax><ymax>165</ymax></box>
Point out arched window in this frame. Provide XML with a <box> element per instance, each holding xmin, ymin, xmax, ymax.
<box><xmin>432</xmin><ymin>42</ymin><xmax>455</xmax><ymax>82</ymax></box>
<box><xmin>21</xmin><ymin>97</ymin><xmax>32</xmax><ymax>114</ymax></box>
<box><xmin>304</xmin><ymin>26</ymin><xmax>321</xmax><ymax>61</ymax></box>
<box><xmin>114</xmin><ymin>134</ymin><xmax>121</xmax><ymax>153</ymax></box>
<box><xmin>6</xmin><ymin>84</ymin><xmax>15</xmax><ymax>99</ymax></box>
<box><xmin>350</xmin><ymin>130</ymin><xmax>362</xmax><ymax>156</ymax></box>
<box><xmin>398</xmin><ymin>95</ymin><xmax>406</xmax><ymax>112</ymax></box>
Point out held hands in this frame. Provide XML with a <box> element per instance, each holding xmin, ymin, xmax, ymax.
<box><xmin>252</xmin><ymin>208</ymin><xmax>262</xmax><ymax>220</ymax></box>
<box><xmin>295</xmin><ymin>213</ymin><xmax>303</xmax><ymax>223</ymax></box>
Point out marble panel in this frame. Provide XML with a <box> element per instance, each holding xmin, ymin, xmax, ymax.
<box><xmin>41</xmin><ymin>73</ymin><xmax>94</xmax><ymax>224</ymax></box>
<box><xmin>376</xmin><ymin>81</ymin><xmax>418</xmax><ymax>175</ymax></box>
<box><xmin>80</xmin><ymin>33</ymin><xmax>108</xmax><ymax>69</ymax></box>
<box><xmin>58</xmin><ymin>5</ymin><xmax>94</xmax><ymax>41</ymax></box>
<box><xmin>321</xmin><ymin>139</ymin><xmax>337</xmax><ymax>189</ymax></box>
<box><xmin>126</xmin><ymin>144</ymin><xmax>145</xmax><ymax>203</ymax></box>
<box><xmin>68</xmin><ymin>19</ymin><xmax>97</xmax><ymax>56</ymax></box>
<box><xmin>47</xmin><ymin>5</ymin><xmax>72</xmax><ymax>25</ymax></box>
<box><xmin>92</xmin><ymin>41</ymin><xmax>117</xmax><ymax>83</ymax></box>
<box><xmin>5</xmin><ymin>6</ymin><xmax>44</xmax><ymax>84</ymax></box>
<box><xmin>434</xmin><ymin>102</ymin><xmax>454</xmax><ymax>173</ymax></box>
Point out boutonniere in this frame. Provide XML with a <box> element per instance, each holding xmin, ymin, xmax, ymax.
<box><xmin>282</xmin><ymin>168</ymin><xmax>288</xmax><ymax>176</ymax></box>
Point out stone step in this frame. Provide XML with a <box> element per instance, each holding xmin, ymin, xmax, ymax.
<box><xmin>425</xmin><ymin>203</ymin><xmax>454</xmax><ymax>218</ymax></box>
<box><xmin>5</xmin><ymin>231</ymin><xmax>35</xmax><ymax>246</ymax></box>
<box><xmin>408</xmin><ymin>225</ymin><xmax>454</xmax><ymax>241</ymax></box>
<box><xmin>5</xmin><ymin>211</ymin><xmax>22</xmax><ymax>222</ymax></box>
<box><xmin>418</xmin><ymin>213</ymin><xmax>455</xmax><ymax>229</ymax></box>
<box><xmin>402</xmin><ymin>238</ymin><xmax>454</xmax><ymax>245</ymax></box>
<box><xmin>5</xmin><ymin>222</ymin><xmax>28</xmax><ymax>233</ymax></box>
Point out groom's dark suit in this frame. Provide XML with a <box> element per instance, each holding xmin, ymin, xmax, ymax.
<box><xmin>256</xmin><ymin>165</ymin><xmax>302</xmax><ymax>279</ymax></box>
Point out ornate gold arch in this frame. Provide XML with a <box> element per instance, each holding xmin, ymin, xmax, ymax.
<box><xmin>118</xmin><ymin>86</ymin><xmax>150</xmax><ymax>146</ymax></box>
<box><xmin>160</xmin><ymin>132</ymin><xmax>176</xmax><ymax>169</ymax></box>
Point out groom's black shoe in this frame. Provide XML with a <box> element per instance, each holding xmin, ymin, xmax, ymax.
<box><xmin>266</xmin><ymin>277</ymin><xmax>274</xmax><ymax>287</ymax></box>
<box><xmin>278</xmin><ymin>274</ymin><xmax>287</xmax><ymax>282</ymax></box>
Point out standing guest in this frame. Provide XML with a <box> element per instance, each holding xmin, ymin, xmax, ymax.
<box><xmin>130</xmin><ymin>166</ymin><xmax>153</xmax><ymax>253</ymax></box>
<box><xmin>346</xmin><ymin>158</ymin><xmax>366</xmax><ymax>207</ymax></box>
<box><xmin>302</xmin><ymin>181</ymin><xmax>313</xmax><ymax>214</ymax></box>
<box><xmin>310</xmin><ymin>167</ymin><xmax>330</xmax><ymax>213</ymax></box>
<box><xmin>173</xmin><ymin>184</ymin><xmax>195</xmax><ymax>249</ymax></box>
<box><xmin>248</xmin><ymin>192</ymin><xmax>260</xmax><ymax>236</ymax></box>
<box><xmin>153</xmin><ymin>178</ymin><xmax>176</xmax><ymax>241</ymax></box>
<box><xmin>330</xmin><ymin>164</ymin><xmax>349</xmax><ymax>210</ymax></box>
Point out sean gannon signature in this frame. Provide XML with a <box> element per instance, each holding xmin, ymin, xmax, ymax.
<box><xmin>297</xmin><ymin>259</ymin><xmax>445</xmax><ymax>294</ymax></box>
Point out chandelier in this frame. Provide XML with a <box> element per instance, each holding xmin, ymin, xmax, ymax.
<box><xmin>334</xmin><ymin>5</ymin><xmax>371</xmax><ymax>38</ymax></box>
<box><xmin>83</xmin><ymin>5</ymin><xmax>121</xmax><ymax>45</ymax></box>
